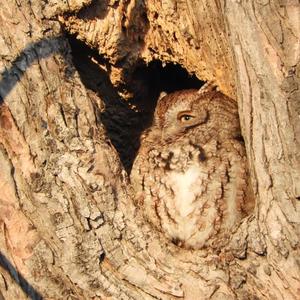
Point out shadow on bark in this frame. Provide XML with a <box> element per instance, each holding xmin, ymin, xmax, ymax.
<box><xmin>77</xmin><ymin>0</ymin><xmax>111</xmax><ymax>20</ymax></box>
<box><xmin>67</xmin><ymin>35</ymin><xmax>154</xmax><ymax>172</ymax></box>
<box><xmin>0</xmin><ymin>252</ymin><xmax>42</xmax><ymax>300</ymax></box>
<box><xmin>0</xmin><ymin>37</ymin><xmax>73</xmax><ymax>299</ymax></box>
<box><xmin>0</xmin><ymin>36</ymin><xmax>73</xmax><ymax>105</ymax></box>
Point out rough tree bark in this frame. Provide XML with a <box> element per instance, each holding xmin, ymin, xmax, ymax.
<box><xmin>0</xmin><ymin>1</ymin><xmax>299</xmax><ymax>299</ymax></box>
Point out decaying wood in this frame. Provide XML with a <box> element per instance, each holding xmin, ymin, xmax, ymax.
<box><xmin>0</xmin><ymin>0</ymin><xmax>299</xmax><ymax>299</ymax></box>
<box><xmin>60</xmin><ymin>0</ymin><xmax>235</xmax><ymax>98</ymax></box>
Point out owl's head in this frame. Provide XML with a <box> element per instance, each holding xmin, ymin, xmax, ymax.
<box><xmin>152</xmin><ymin>84</ymin><xmax>240</xmax><ymax>144</ymax></box>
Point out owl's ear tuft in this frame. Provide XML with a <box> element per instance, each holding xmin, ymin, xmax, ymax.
<box><xmin>158</xmin><ymin>91</ymin><xmax>167</xmax><ymax>101</ymax></box>
<box><xmin>197</xmin><ymin>82</ymin><xmax>218</xmax><ymax>95</ymax></box>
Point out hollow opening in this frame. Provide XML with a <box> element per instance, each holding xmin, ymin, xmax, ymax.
<box><xmin>68</xmin><ymin>35</ymin><xmax>203</xmax><ymax>171</ymax></box>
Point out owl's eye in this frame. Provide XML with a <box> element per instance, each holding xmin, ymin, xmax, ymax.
<box><xmin>178</xmin><ymin>114</ymin><xmax>194</xmax><ymax>122</ymax></box>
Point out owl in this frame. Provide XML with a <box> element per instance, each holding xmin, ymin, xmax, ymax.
<box><xmin>130</xmin><ymin>83</ymin><xmax>253</xmax><ymax>249</ymax></box>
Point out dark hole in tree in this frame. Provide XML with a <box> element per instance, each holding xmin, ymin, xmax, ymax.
<box><xmin>67</xmin><ymin>35</ymin><xmax>203</xmax><ymax>172</ymax></box>
<box><xmin>99</xmin><ymin>252</ymin><xmax>106</xmax><ymax>263</ymax></box>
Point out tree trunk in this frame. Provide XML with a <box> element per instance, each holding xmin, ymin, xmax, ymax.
<box><xmin>0</xmin><ymin>1</ymin><xmax>299</xmax><ymax>299</ymax></box>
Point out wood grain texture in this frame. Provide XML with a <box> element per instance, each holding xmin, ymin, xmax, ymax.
<box><xmin>0</xmin><ymin>0</ymin><xmax>299</xmax><ymax>299</ymax></box>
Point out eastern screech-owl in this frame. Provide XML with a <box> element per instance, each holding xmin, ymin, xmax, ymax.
<box><xmin>130</xmin><ymin>83</ymin><xmax>253</xmax><ymax>249</ymax></box>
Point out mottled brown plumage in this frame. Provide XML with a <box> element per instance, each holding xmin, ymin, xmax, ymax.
<box><xmin>131</xmin><ymin>83</ymin><xmax>253</xmax><ymax>249</ymax></box>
